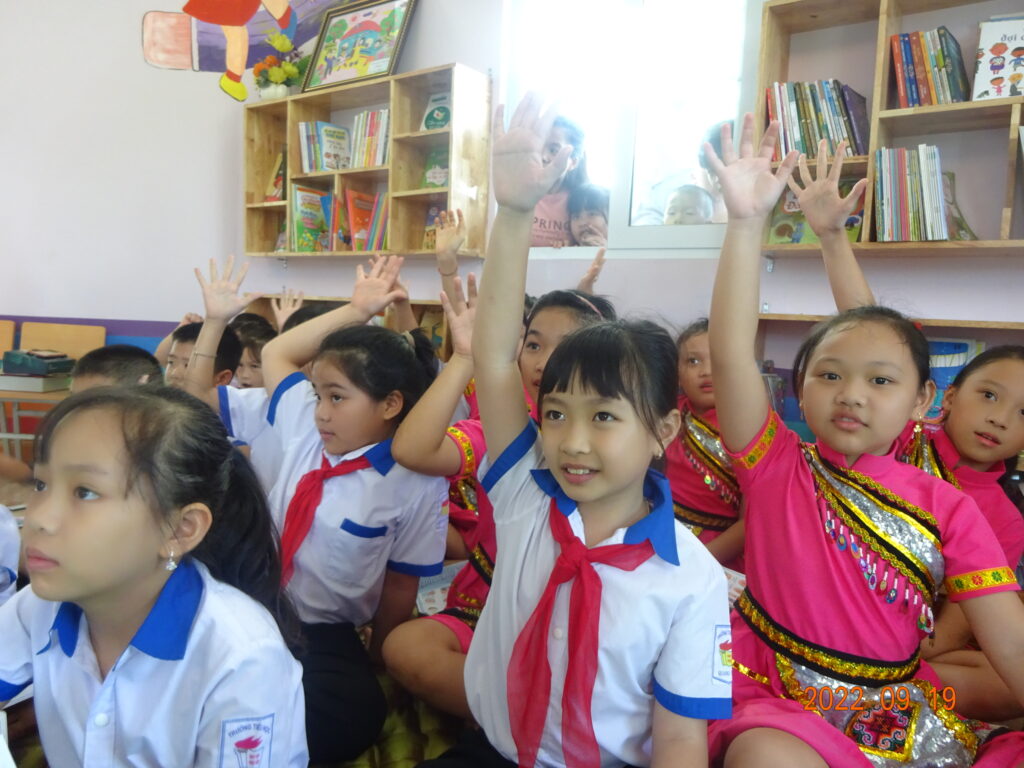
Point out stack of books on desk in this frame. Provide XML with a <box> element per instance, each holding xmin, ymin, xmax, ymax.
<box><xmin>0</xmin><ymin>370</ymin><xmax>71</xmax><ymax>392</ymax></box>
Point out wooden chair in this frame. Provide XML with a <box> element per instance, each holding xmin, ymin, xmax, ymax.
<box><xmin>19</xmin><ymin>321</ymin><xmax>105</xmax><ymax>361</ymax></box>
<box><xmin>0</xmin><ymin>321</ymin><xmax>13</xmax><ymax>358</ymax></box>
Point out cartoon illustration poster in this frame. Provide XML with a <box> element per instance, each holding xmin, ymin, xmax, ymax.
<box><xmin>142</xmin><ymin>0</ymin><xmax>356</xmax><ymax>101</ymax></box>
<box><xmin>304</xmin><ymin>0</ymin><xmax>409</xmax><ymax>90</ymax></box>
<box><xmin>972</xmin><ymin>18</ymin><xmax>1024</xmax><ymax>100</ymax></box>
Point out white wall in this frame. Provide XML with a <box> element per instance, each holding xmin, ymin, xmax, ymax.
<box><xmin>2</xmin><ymin>0</ymin><xmax>1021</xmax><ymax>343</ymax></box>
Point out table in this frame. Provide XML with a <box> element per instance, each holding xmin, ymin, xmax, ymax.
<box><xmin>0</xmin><ymin>389</ymin><xmax>70</xmax><ymax>458</ymax></box>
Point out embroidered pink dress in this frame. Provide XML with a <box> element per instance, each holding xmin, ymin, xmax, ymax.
<box><xmin>707</xmin><ymin>411</ymin><xmax>1024</xmax><ymax>767</ymax></box>
<box><xmin>664</xmin><ymin>395</ymin><xmax>744</xmax><ymax>572</ymax></box>
<box><xmin>896</xmin><ymin>420</ymin><xmax>1024</xmax><ymax>570</ymax></box>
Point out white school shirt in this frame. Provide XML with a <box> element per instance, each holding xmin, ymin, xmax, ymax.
<box><xmin>0</xmin><ymin>560</ymin><xmax>307</xmax><ymax>768</ymax></box>
<box><xmin>267</xmin><ymin>372</ymin><xmax>448</xmax><ymax>626</ymax></box>
<box><xmin>0</xmin><ymin>505</ymin><xmax>18</xmax><ymax>605</ymax></box>
<box><xmin>465</xmin><ymin>422</ymin><xmax>733</xmax><ymax>768</ymax></box>
<box><xmin>218</xmin><ymin>385</ymin><xmax>282</xmax><ymax>492</ymax></box>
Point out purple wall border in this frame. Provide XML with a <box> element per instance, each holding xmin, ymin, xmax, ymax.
<box><xmin>0</xmin><ymin>314</ymin><xmax>177</xmax><ymax>338</ymax></box>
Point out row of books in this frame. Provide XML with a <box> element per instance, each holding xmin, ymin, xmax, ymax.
<box><xmin>766</xmin><ymin>80</ymin><xmax>869</xmax><ymax>160</ymax></box>
<box><xmin>889</xmin><ymin>26</ymin><xmax>970</xmax><ymax>108</ymax></box>
<box><xmin>874</xmin><ymin>145</ymin><xmax>949</xmax><ymax>243</ymax></box>
<box><xmin>351</xmin><ymin>108</ymin><xmax>390</xmax><ymax>169</ymax></box>
<box><xmin>297</xmin><ymin>121</ymin><xmax>350</xmax><ymax>173</ymax></box>
<box><xmin>289</xmin><ymin>184</ymin><xmax>389</xmax><ymax>252</ymax></box>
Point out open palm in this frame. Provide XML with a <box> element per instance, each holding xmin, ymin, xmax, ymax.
<box><xmin>788</xmin><ymin>140</ymin><xmax>868</xmax><ymax>235</ymax></box>
<box><xmin>492</xmin><ymin>93</ymin><xmax>571</xmax><ymax>213</ymax></box>
<box><xmin>194</xmin><ymin>254</ymin><xmax>261</xmax><ymax>322</ymax></box>
<box><xmin>441</xmin><ymin>273</ymin><xmax>477</xmax><ymax>358</ymax></box>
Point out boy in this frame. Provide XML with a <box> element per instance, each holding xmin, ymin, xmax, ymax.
<box><xmin>164</xmin><ymin>321</ymin><xmax>242</xmax><ymax>389</ymax></box>
<box><xmin>69</xmin><ymin>344</ymin><xmax>163</xmax><ymax>393</ymax></box>
<box><xmin>663</xmin><ymin>184</ymin><xmax>715</xmax><ymax>225</ymax></box>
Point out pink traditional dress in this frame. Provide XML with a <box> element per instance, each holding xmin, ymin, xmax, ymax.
<box><xmin>708</xmin><ymin>411</ymin><xmax>1024</xmax><ymax>767</ymax></box>
<box><xmin>664</xmin><ymin>396</ymin><xmax>744</xmax><ymax>572</ymax></box>
<box><xmin>897</xmin><ymin>420</ymin><xmax>1024</xmax><ymax>570</ymax></box>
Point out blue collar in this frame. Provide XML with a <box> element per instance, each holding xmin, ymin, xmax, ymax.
<box><xmin>39</xmin><ymin>559</ymin><xmax>205</xmax><ymax>661</ymax></box>
<box><xmin>528</xmin><ymin>468</ymin><xmax>680</xmax><ymax>565</ymax></box>
<box><xmin>325</xmin><ymin>439</ymin><xmax>396</xmax><ymax>475</ymax></box>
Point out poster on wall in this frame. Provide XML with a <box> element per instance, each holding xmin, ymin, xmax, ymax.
<box><xmin>141</xmin><ymin>0</ymin><xmax>411</xmax><ymax>102</ymax></box>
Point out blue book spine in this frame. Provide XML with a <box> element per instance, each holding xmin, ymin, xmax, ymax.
<box><xmin>900</xmin><ymin>34</ymin><xmax>919</xmax><ymax>107</ymax></box>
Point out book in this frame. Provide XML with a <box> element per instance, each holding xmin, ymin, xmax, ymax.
<box><xmin>291</xmin><ymin>184</ymin><xmax>330</xmax><ymax>252</ymax></box>
<box><xmin>421</xmin><ymin>146</ymin><xmax>449</xmax><ymax>188</ymax></box>
<box><xmin>263</xmin><ymin>152</ymin><xmax>285</xmax><ymax>201</ymax></box>
<box><xmin>315</xmin><ymin>122</ymin><xmax>350</xmax><ymax>171</ymax></box>
<box><xmin>766</xmin><ymin>177</ymin><xmax>865</xmax><ymax>245</ymax></box>
<box><xmin>972</xmin><ymin>16</ymin><xmax>1024</xmax><ymax>100</ymax></box>
<box><xmin>891</xmin><ymin>34</ymin><xmax>909</xmax><ymax>108</ymax></box>
<box><xmin>841</xmin><ymin>85</ymin><xmax>869</xmax><ymax>156</ymax></box>
<box><xmin>420</xmin><ymin>92</ymin><xmax>451</xmax><ymax>131</ymax></box>
<box><xmin>937</xmin><ymin>25</ymin><xmax>971</xmax><ymax>102</ymax></box>
<box><xmin>0</xmin><ymin>373</ymin><xmax>71</xmax><ymax>392</ymax></box>
<box><xmin>926</xmin><ymin>337</ymin><xmax>986</xmax><ymax>418</ymax></box>
<box><xmin>345</xmin><ymin>189</ymin><xmax>376</xmax><ymax>251</ymax></box>
<box><xmin>875</xmin><ymin>145</ymin><xmax>948</xmax><ymax>242</ymax></box>
<box><xmin>942</xmin><ymin>171</ymin><xmax>978</xmax><ymax>241</ymax></box>
<box><xmin>900</xmin><ymin>34</ymin><xmax>920</xmax><ymax>106</ymax></box>
<box><xmin>421</xmin><ymin>204</ymin><xmax>442</xmax><ymax>249</ymax></box>
<box><xmin>909</xmin><ymin>31</ymin><xmax>932</xmax><ymax>105</ymax></box>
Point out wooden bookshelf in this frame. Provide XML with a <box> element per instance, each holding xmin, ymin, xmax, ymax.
<box><xmin>243</xmin><ymin>63</ymin><xmax>490</xmax><ymax>259</ymax></box>
<box><xmin>757</xmin><ymin>0</ymin><xmax>1024</xmax><ymax>252</ymax></box>
<box><xmin>759</xmin><ymin>312</ymin><xmax>1024</xmax><ymax>331</ymax></box>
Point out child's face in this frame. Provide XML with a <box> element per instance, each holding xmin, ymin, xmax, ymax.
<box><xmin>236</xmin><ymin>347</ymin><xmax>264</xmax><ymax>389</ymax></box>
<box><xmin>311</xmin><ymin>359</ymin><xmax>398</xmax><ymax>455</ymax></box>
<box><xmin>519</xmin><ymin>307</ymin><xmax>585</xmax><ymax>404</ymax></box>
<box><xmin>664</xmin><ymin>189</ymin><xmax>712</xmax><ymax>225</ymax></box>
<box><xmin>23</xmin><ymin>408</ymin><xmax>169</xmax><ymax>606</ymax></box>
<box><xmin>800</xmin><ymin>322</ymin><xmax>932</xmax><ymax>464</ymax></box>
<box><xmin>540</xmin><ymin>383</ymin><xmax>674</xmax><ymax>514</ymax></box>
<box><xmin>542</xmin><ymin>126</ymin><xmax>578</xmax><ymax>190</ymax></box>
<box><xmin>164</xmin><ymin>340</ymin><xmax>194</xmax><ymax>388</ymax></box>
<box><xmin>942</xmin><ymin>358</ymin><xmax>1024</xmax><ymax>471</ymax></box>
<box><xmin>678</xmin><ymin>332</ymin><xmax>714</xmax><ymax>413</ymax></box>
<box><xmin>570</xmin><ymin>209</ymin><xmax>608</xmax><ymax>246</ymax></box>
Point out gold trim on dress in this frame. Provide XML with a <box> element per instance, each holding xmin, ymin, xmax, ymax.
<box><xmin>945</xmin><ymin>567</ymin><xmax>1017</xmax><ymax>597</ymax></box>
<box><xmin>673</xmin><ymin>502</ymin><xmax>734</xmax><ymax>534</ymax></box>
<box><xmin>736</xmin><ymin>411</ymin><xmax>780</xmax><ymax>470</ymax></box>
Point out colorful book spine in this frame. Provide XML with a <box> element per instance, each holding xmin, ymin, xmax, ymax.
<box><xmin>900</xmin><ymin>34</ymin><xmax>920</xmax><ymax>107</ymax></box>
<box><xmin>937</xmin><ymin>25</ymin><xmax>969</xmax><ymax>103</ymax></box>
<box><xmin>909</xmin><ymin>31</ymin><xmax>932</xmax><ymax>105</ymax></box>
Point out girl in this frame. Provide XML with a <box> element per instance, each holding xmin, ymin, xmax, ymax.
<box><xmin>665</xmin><ymin>317</ymin><xmax>745</xmax><ymax>571</ymax></box>
<box><xmin>0</xmin><ymin>386</ymin><xmax>306</xmax><ymax>767</ymax></box>
<box><xmin>787</xmin><ymin>144</ymin><xmax>1024</xmax><ymax>721</ymax></box>
<box><xmin>420</xmin><ymin>94</ymin><xmax>731</xmax><ymax>768</ymax></box>
<box><xmin>531</xmin><ymin>115</ymin><xmax>589</xmax><ymax>247</ymax></box>
<box><xmin>258</xmin><ymin>255</ymin><xmax>448</xmax><ymax>764</ymax></box>
<box><xmin>704</xmin><ymin>115</ymin><xmax>1024</xmax><ymax>767</ymax></box>
<box><xmin>385</xmin><ymin>219</ymin><xmax>614</xmax><ymax>719</ymax></box>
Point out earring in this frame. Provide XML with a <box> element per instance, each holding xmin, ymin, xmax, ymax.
<box><xmin>912</xmin><ymin>420</ymin><xmax>923</xmax><ymax>437</ymax></box>
<box><xmin>165</xmin><ymin>550</ymin><xmax>178</xmax><ymax>572</ymax></box>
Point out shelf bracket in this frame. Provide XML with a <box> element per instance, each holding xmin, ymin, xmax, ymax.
<box><xmin>764</xmin><ymin>256</ymin><xmax>775</xmax><ymax>273</ymax></box>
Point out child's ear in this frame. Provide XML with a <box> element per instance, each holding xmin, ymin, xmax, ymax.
<box><xmin>213</xmin><ymin>369</ymin><xmax>235</xmax><ymax>386</ymax></box>
<box><xmin>379</xmin><ymin>390</ymin><xmax>404</xmax><ymax>421</ymax></box>
<box><xmin>164</xmin><ymin>502</ymin><xmax>213</xmax><ymax>560</ymax></box>
<box><xmin>655</xmin><ymin>408</ymin><xmax>682</xmax><ymax>456</ymax></box>
<box><xmin>914</xmin><ymin>380</ymin><xmax>938</xmax><ymax>421</ymax></box>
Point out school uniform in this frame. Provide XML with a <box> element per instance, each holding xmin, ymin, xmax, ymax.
<box><xmin>0</xmin><ymin>559</ymin><xmax>307</xmax><ymax>768</ymax></box>
<box><xmin>452</xmin><ymin>422</ymin><xmax>732</xmax><ymax>768</ymax></box>
<box><xmin>267</xmin><ymin>372</ymin><xmax>447</xmax><ymax>762</ymax></box>
<box><xmin>217</xmin><ymin>384</ymin><xmax>282</xmax><ymax>492</ymax></box>
<box><xmin>0</xmin><ymin>504</ymin><xmax>18</xmax><ymax>605</ymax></box>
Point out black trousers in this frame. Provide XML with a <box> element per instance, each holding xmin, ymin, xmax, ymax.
<box><xmin>297</xmin><ymin>622</ymin><xmax>387</xmax><ymax>764</ymax></box>
<box><xmin>417</xmin><ymin>728</ymin><xmax>517</xmax><ymax>767</ymax></box>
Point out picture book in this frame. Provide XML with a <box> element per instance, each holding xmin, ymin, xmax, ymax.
<box><xmin>972</xmin><ymin>17</ymin><xmax>1024</xmax><ymax>100</ymax></box>
<box><xmin>291</xmin><ymin>184</ymin><xmax>330</xmax><ymax>252</ymax></box>
<box><xmin>942</xmin><ymin>171</ymin><xmax>977</xmax><ymax>241</ymax></box>
<box><xmin>316</xmin><ymin>122</ymin><xmax>351</xmax><ymax>170</ymax></box>
<box><xmin>345</xmin><ymin>189</ymin><xmax>376</xmax><ymax>251</ymax></box>
<box><xmin>766</xmin><ymin>178</ymin><xmax>865</xmax><ymax>245</ymax></box>
<box><xmin>421</xmin><ymin>204</ymin><xmax>442</xmax><ymax>249</ymax></box>
<box><xmin>420</xmin><ymin>92</ymin><xmax>451</xmax><ymax>130</ymax></box>
<box><xmin>263</xmin><ymin>152</ymin><xmax>285</xmax><ymax>201</ymax></box>
<box><xmin>926</xmin><ymin>337</ymin><xmax>985</xmax><ymax>417</ymax></box>
<box><xmin>418</xmin><ymin>305</ymin><xmax>445</xmax><ymax>350</ymax></box>
<box><xmin>840</xmin><ymin>85</ymin><xmax>869</xmax><ymax>156</ymax></box>
<box><xmin>421</xmin><ymin>147</ymin><xmax>449</xmax><ymax>188</ymax></box>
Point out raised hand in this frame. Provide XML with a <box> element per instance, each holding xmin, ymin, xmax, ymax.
<box><xmin>491</xmin><ymin>93</ymin><xmax>571</xmax><ymax>213</ymax></box>
<box><xmin>435</xmin><ymin>209</ymin><xmax>466</xmax><ymax>261</ymax></box>
<box><xmin>576</xmin><ymin>247</ymin><xmax>606</xmax><ymax>293</ymax></box>
<box><xmin>193</xmin><ymin>254</ymin><xmax>262</xmax><ymax>322</ymax></box>
<box><xmin>440</xmin><ymin>273</ymin><xmax>477</xmax><ymax>359</ymax></box>
<box><xmin>350</xmin><ymin>254</ymin><xmax>406</xmax><ymax>317</ymax></box>
<box><xmin>787</xmin><ymin>139</ymin><xmax>868</xmax><ymax>236</ymax></box>
<box><xmin>703</xmin><ymin>114</ymin><xmax>798</xmax><ymax>220</ymax></box>
<box><xmin>271</xmin><ymin>288</ymin><xmax>304</xmax><ymax>330</ymax></box>
<box><xmin>177</xmin><ymin>312</ymin><xmax>203</xmax><ymax>328</ymax></box>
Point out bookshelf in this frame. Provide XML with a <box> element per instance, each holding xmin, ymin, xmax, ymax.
<box><xmin>243</xmin><ymin>63</ymin><xmax>490</xmax><ymax>260</ymax></box>
<box><xmin>757</xmin><ymin>0</ymin><xmax>1024</xmax><ymax>257</ymax></box>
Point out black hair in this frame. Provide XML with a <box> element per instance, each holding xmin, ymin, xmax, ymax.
<box><xmin>526</xmin><ymin>290</ymin><xmax>617</xmax><ymax>334</ymax></box>
<box><xmin>34</xmin><ymin>386</ymin><xmax>301</xmax><ymax>647</ymax></box>
<box><xmin>676</xmin><ymin>317</ymin><xmax>709</xmax><ymax>347</ymax></box>
<box><xmin>949</xmin><ymin>345</ymin><xmax>1024</xmax><ymax>513</ymax></box>
<box><xmin>568</xmin><ymin>184</ymin><xmax>609</xmax><ymax>220</ymax></box>
<box><xmin>553</xmin><ymin>116</ymin><xmax>588</xmax><ymax>192</ymax></box>
<box><xmin>791</xmin><ymin>306</ymin><xmax>930</xmax><ymax>393</ymax></box>
<box><xmin>539</xmin><ymin>320</ymin><xmax>678</xmax><ymax>449</ymax></box>
<box><xmin>171</xmin><ymin>322</ymin><xmax>243</xmax><ymax>374</ymax></box>
<box><xmin>72</xmin><ymin>344</ymin><xmax>162</xmax><ymax>386</ymax></box>
<box><xmin>314</xmin><ymin>325</ymin><xmax>436</xmax><ymax>423</ymax></box>
<box><xmin>281</xmin><ymin>301</ymin><xmax>344</xmax><ymax>334</ymax></box>
<box><xmin>230</xmin><ymin>314</ymin><xmax>277</xmax><ymax>363</ymax></box>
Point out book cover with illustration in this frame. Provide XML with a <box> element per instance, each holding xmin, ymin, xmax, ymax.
<box><xmin>316</xmin><ymin>122</ymin><xmax>351</xmax><ymax>170</ymax></box>
<box><xmin>420</xmin><ymin>92</ymin><xmax>451</xmax><ymax>130</ymax></box>
<box><xmin>766</xmin><ymin>178</ymin><xmax>865</xmax><ymax>245</ymax></box>
<box><xmin>420</xmin><ymin>147</ymin><xmax>449</xmax><ymax>188</ymax></box>
<box><xmin>291</xmin><ymin>184</ymin><xmax>329</xmax><ymax>252</ymax></box>
<box><xmin>263</xmin><ymin>152</ymin><xmax>286</xmax><ymax>201</ymax></box>
<box><xmin>345</xmin><ymin>189</ymin><xmax>376</xmax><ymax>251</ymax></box>
<box><xmin>421</xmin><ymin>204</ymin><xmax>442</xmax><ymax>249</ymax></box>
<box><xmin>971</xmin><ymin>18</ymin><xmax>1024</xmax><ymax>100</ymax></box>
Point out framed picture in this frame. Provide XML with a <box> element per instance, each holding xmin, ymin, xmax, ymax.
<box><xmin>302</xmin><ymin>0</ymin><xmax>416</xmax><ymax>92</ymax></box>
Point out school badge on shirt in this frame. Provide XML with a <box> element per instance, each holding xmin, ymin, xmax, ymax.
<box><xmin>220</xmin><ymin>714</ymin><xmax>275</xmax><ymax>768</ymax></box>
<box><xmin>713</xmin><ymin>624</ymin><xmax>733</xmax><ymax>684</ymax></box>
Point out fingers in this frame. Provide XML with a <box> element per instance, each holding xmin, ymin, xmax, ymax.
<box><xmin>439</xmin><ymin>289</ymin><xmax>454</xmax><ymax>319</ymax></box>
<box><xmin>456</xmin><ymin>209</ymin><xmax>465</xmax><ymax>230</ymax></box>
<box><xmin>465</xmin><ymin>272</ymin><xmax>477</xmax><ymax>306</ymax></box>
<box><xmin>816</xmin><ymin>139</ymin><xmax>828</xmax><ymax>181</ymax></box>
<box><xmin>774</xmin><ymin>150</ymin><xmax>800</xmax><ymax>184</ymax></box>
<box><xmin>702</xmin><ymin>140</ymin><xmax>726</xmax><ymax>177</ymax></box>
<box><xmin>491</xmin><ymin>104</ymin><xmax>507</xmax><ymax>145</ymax></box>
<box><xmin>509</xmin><ymin>91</ymin><xmax>540</xmax><ymax>130</ymax></box>
<box><xmin>719</xmin><ymin>121</ymin><xmax>736</xmax><ymax>166</ymax></box>
<box><xmin>829</xmin><ymin>141</ymin><xmax>847</xmax><ymax>182</ymax></box>
<box><xmin>759</xmin><ymin>120</ymin><xmax>781</xmax><ymax>160</ymax></box>
<box><xmin>797</xmin><ymin>153</ymin><xmax>811</xmax><ymax>188</ymax></box>
<box><xmin>194</xmin><ymin>266</ymin><xmax>207</xmax><ymax>289</ymax></box>
<box><xmin>841</xmin><ymin>178</ymin><xmax>869</xmax><ymax>212</ymax></box>
<box><xmin>233</xmin><ymin>260</ymin><xmax>250</xmax><ymax>291</ymax></box>
<box><xmin>355</xmin><ymin>263</ymin><xmax>367</xmax><ymax>282</ymax></box>
<box><xmin>786</xmin><ymin>175</ymin><xmax>803</xmax><ymax>197</ymax></box>
<box><xmin>594</xmin><ymin>247</ymin><xmax>606</xmax><ymax>268</ymax></box>
<box><xmin>738</xmin><ymin>113</ymin><xmax>755</xmax><ymax>159</ymax></box>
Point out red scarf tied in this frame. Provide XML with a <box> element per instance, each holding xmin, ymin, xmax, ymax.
<box><xmin>279</xmin><ymin>454</ymin><xmax>371</xmax><ymax>585</ymax></box>
<box><xmin>507</xmin><ymin>499</ymin><xmax>655</xmax><ymax>768</ymax></box>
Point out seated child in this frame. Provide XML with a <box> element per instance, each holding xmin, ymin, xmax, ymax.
<box><xmin>69</xmin><ymin>344</ymin><xmax>163</xmax><ymax>393</ymax></box>
<box><xmin>164</xmin><ymin>321</ymin><xmax>241</xmax><ymax>389</ymax></box>
<box><xmin>663</xmin><ymin>184</ymin><xmax>715</xmax><ymax>225</ymax></box>
<box><xmin>567</xmin><ymin>183</ymin><xmax>609</xmax><ymax>246</ymax></box>
<box><xmin>0</xmin><ymin>386</ymin><xmax>307</xmax><ymax>767</ymax></box>
<box><xmin>0</xmin><ymin>503</ymin><xmax>17</xmax><ymax>605</ymax></box>
<box><xmin>229</xmin><ymin>313</ymin><xmax>277</xmax><ymax>390</ymax></box>
<box><xmin>531</xmin><ymin>115</ymin><xmax>588</xmax><ymax>247</ymax></box>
